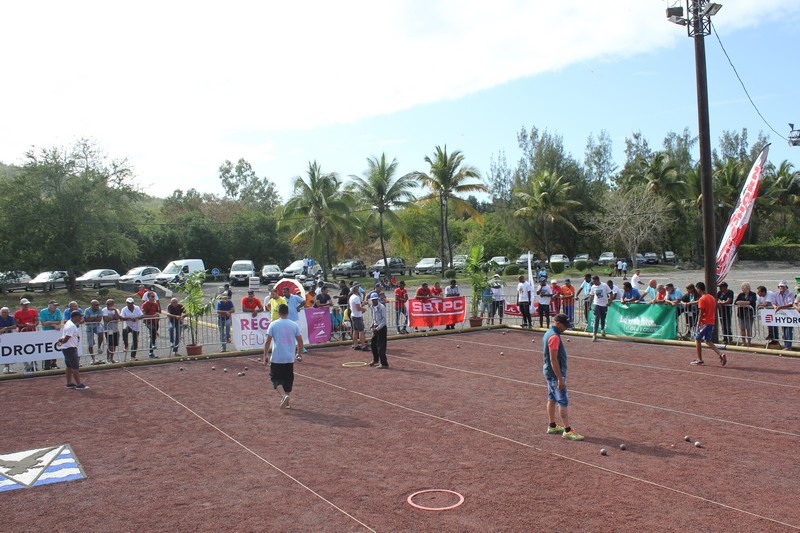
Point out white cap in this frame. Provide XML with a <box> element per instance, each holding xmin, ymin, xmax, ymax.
<box><xmin>20</xmin><ymin>298</ymin><xmax>31</xmax><ymax>305</ymax></box>
<box><xmin>126</xmin><ymin>297</ymin><xmax>135</xmax><ymax>303</ymax></box>
<box><xmin>778</xmin><ymin>280</ymin><xmax>788</xmax><ymax>287</ymax></box>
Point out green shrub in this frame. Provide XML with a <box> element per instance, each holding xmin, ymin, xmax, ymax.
<box><xmin>739</xmin><ymin>244</ymin><xmax>800</xmax><ymax>261</ymax></box>
<box><xmin>444</xmin><ymin>269</ymin><xmax>457</xmax><ymax>279</ymax></box>
<box><xmin>504</xmin><ymin>264</ymin><xmax>520</xmax><ymax>276</ymax></box>
<box><xmin>550</xmin><ymin>262</ymin><xmax>565</xmax><ymax>274</ymax></box>
<box><xmin>574</xmin><ymin>259</ymin><xmax>591</xmax><ymax>271</ymax></box>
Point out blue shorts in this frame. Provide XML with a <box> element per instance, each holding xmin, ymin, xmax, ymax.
<box><xmin>546</xmin><ymin>377</ymin><xmax>569</xmax><ymax>407</ymax></box>
<box><xmin>695</xmin><ymin>323</ymin><xmax>714</xmax><ymax>342</ymax></box>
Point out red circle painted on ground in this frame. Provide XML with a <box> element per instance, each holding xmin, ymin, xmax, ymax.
<box><xmin>407</xmin><ymin>489</ymin><xmax>465</xmax><ymax>511</ymax></box>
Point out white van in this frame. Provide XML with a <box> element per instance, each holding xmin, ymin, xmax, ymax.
<box><xmin>155</xmin><ymin>259</ymin><xmax>205</xmax><ymax>285</ymax></box>
<box><xmin>228</xmin><ymin>260</ymin><xmax>256</xmax><ymax>285</ymax></box>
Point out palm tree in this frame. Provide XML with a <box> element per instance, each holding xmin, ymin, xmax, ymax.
<box><xmin>641</xmin><ymin>152</ymin><xmax>687</xmax><ymax>208</ymax></box>
<box><xmin>281</xmin><ymin>161</ymin><xmax>351</xmax><ymax>279</ymax></box>
<box><xmin>513</xmin><ymin>169</ymin><xmax>580</xmax><ymax>259</ymax></box>
<box><xmin>408</xmin><ymin>146</ymin><xmax>487</xmax><ymax>274</ymax></box>
<box><xmin>349</xmin><ymin>154</ymin><xmax>417</xmax><ymax>274</ymax></box>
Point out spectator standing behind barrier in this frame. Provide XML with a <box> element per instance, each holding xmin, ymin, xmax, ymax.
<box><xmin>591</xmin><ymin>275</ymin><xmax>611</xmax><ymax>341</ymax></box>
<box><xmin>394</xmin><ymin>280</ymin><xmax>409</xmax><ymax>334</ymax></box>
<box><xmin>415</xmin><ymin>281</ymin><xmax>435</xmax><ymax>331</ymax></box>
<box><xmin>716</xmin><ymin>282</ymin><xmax>735</xmax><ymax>345</ymax></box>
<box><xmin>535</xmin><ymin>279</ymin><xmax>552</xmax><ymax>328</ymax></box>
<box><xmin>444</xmin><ymin>279</ymin><xmax>460</xmax><ymax>330</ymax></box>
<box><xmin>772</xmin><ymin>280</ymin><xmax>795</xmax><ymax>351</ymax></box>
<box><xmin>681</xmin><ymin>284</ymin><xmax>700</xmax><ymax>339</ymax></box>
<box><xmin>734</xmin><ymin>283</ymin><xmax>757</xmax><ymax>347</ymax></box>
<box><xmin>606</xmin><ymin>280</ymin><xmax>620</xmax><ymax>302</ymax></box>
<box><xmin>15</xmin><ymin>298</ymin><xmax>39</xmax><ymax>373</ymax></box>
<box><xmin>315</xmin><ymin>286</ymin><xmax>332</xmax><ymax>308</ymax></box>
<box><xmin>282</xmin><ymin>286</ymin><xmax>307</xmax><ymax>356</ymax></box>
<box><xmin>166</xmin><ymin>298</ymin><xmax>185</xmax><ymax>355</ymax></box>
<box><xmin>218</xmin><ymin>283</ymin><xmax>233</xmax><ymax>299</ymax></box>
<box><xmin>560</xmin><ymin>279</ymin><xmax>575</xmax><ymax>327</ymax></box>
<box><xmin>241</xmin><ymin>290</ymin><xmax>263</xmax><ymax>317</ymax></box>
<box><xmin>330</xmin><ymin>306</ymin><xmax>344</xmax><ymax>340</ymax></box>
<box><xmin>142</xmin><ymin>291</ymin><xmax>161</xmax><ymax>359</ymax></box>
<box><xmin>120</xmin><ymin>297</ymin><xmax>143</xmax><ymax>361</ymax></box>
<box><xmin>542</xmin><ymin>313</ymin><xmax>584</xmax><ymax>441</ymax></box>
<box><xmin>216</xmin><ymin>295</ymin><xmax>234</xmax><ymax>352</ymax></box>
<box><xmin>266</xmin><ymin>288</ymin><xmax>286</xmax><ymax>322</ymax></box>
<box><xmin>102</xmin><ymin>299</ymin><xmax>121</xmax><ymax>363</ymax></box>
<box><xmin>756</xmin><ymin>285</ymin><xmax>778</xmax><ymax>347</ymax></box>
<box><xmin>489</xmin><ymin>276</ymin><xmax>505</xmax><ymax>326</ymax></box>
<box><xmin>83</xmin><ymin>300</ymin><xmax>104</xmax><ymax>365</ymax></box>
<box><xmin>336</xmin><ymin>280</ymin><xmax>349</xmax><ymax>312</ymax></box>
<box><xmin>575</xmin><ymin>273</ymin><xmax>593</xmax><ymax>324</ymax></box>
<box><xmin>39</xmin><ymin>300</ymin><xmax>63</xmax><ymax>370</ymax></box>
<box><xmin>479</xmin><ymin>282</ymin><xmax>493</xmax><ymax>320</ymax></box>
<box><xmin>516</xmin><ymin>275</ymin><xmax>533</xmax><ymax>329</ymax></box>
<box><xmin>349</xmin><ymin>283</ymin><xmax>367</xmax><ymax>351</ymax></box>
<box><xmin>57</xmin><ymin>309</ymin><xmax>88</xmax><ymax>390</ymax></box>
<box><xmin>643</xmin><ymin>279</ymin><xmax>657</xmax><ymax>302</ymax></box>
<box><xmin>1</xmin><ymin>307</ymin><xmax>16</xmax><ymax>374</ymax></box>
<box><xmin>550</xmin><ymin>279</ymin><xmax>562</xmax><ymax>315</ymax></box>
<box><xmin>690</xmin><ymin>282</ymin><xmax>727</xmax><ymax>366</ymax></box>
<box><xmin>368</xmin><ymin>292</ymin><xmax>389</xmax><ymax>368</ymax></box>
<box><xmin>621</xmin><ymin>281</ymin><xmax>641</xmax><ymax>304</ymax></box>
<box><xmin>650</xmin><ymin>284</ymin><xmax>668</xmax><ymax>304</ymax></box>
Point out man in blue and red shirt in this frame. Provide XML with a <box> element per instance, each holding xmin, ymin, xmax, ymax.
<box><xmin>542</xmin><ymin>313</ymin><xmax>584</xmax><ymax>441</ymax></box>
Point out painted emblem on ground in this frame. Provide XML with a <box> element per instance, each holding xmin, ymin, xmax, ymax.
<box><xmin>0</xmin><ymin>444</ymin><xmax>85</xmax><ymax>492</ymax></box>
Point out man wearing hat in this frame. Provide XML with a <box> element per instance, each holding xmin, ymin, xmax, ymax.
<box><xmin>241</xmin><ymin>290</ymin><xmax>263</xmax><ymax>317</ymax></box>
<box><xmin>216</xmin><ymin>293</ymin><xmax>235</xmax><ymax>352</ymax></box>
<box><xmin>15</xmin><ymin>298</ymin><xmax>39</xmax><ymax>372</ymax></box>
<box><xmin>57</xmin><ymin>308</ymin><xmax>88</xmax><ymax>390</ymax></box>
<box><xmin>542</xmin><ymin>313</ymin><xmax>583</xmax><ymax>441</ymax></box>
<box><xmin>39</xmin><ymin>300</ymin><xmax>63</xmax><ymax>370</ymax></box>
<box><xmin>490</xmin><ymin>277</ymin><xmax>505</xmax><ymax>325</ymax></box>
<box><xmin>368</xmin><ymin>292</ymin><xmax>389</xmax><ymax>368</ymax></box>
<box><xmin>772</xmin><ymin>280</ymin><xmax>795</xmax><ymax>351</ymax></box>
<box><xmin>716</xmin><ymin>282</ymin><xmax>735</xmax><ymax>345</ymax></box>
<box><xmin>120</xmin><ymin>297</ymin><xmax>143</xmax><ymax>361</ymax></box>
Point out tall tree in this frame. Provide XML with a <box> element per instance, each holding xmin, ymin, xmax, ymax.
<box><xmin>408</xmin><ymin>146</ymin><xmax>487</xmax><ymax>274</ymax></box>
<box><xmin>348</xmin><ymin>154</ymin><xmax>416</xmax><ymax>274</ymax></box>
<box><xmin>514</xmin><ymin>170</ymin><xmax>580</xmax><ymax>259</ymax></box>
<box><xmin>281</xmin><ymin>161</ymin><xmax>351</xmax><ymax>278</ymax></box>
<box><xmin>219</xmin><ymin>158</ymin><xmax>281</xmax><ymax>211</ymax></box>
<box><xmin>584</xmin><ymin>129</ymin><xmax>617</xmax><ymax>183</ymax></box>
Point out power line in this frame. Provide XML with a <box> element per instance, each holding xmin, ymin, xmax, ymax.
<box><xmin>710</xmin><ymin>20</ymin><xmax>788</xmax><ymax>142</ymax></box>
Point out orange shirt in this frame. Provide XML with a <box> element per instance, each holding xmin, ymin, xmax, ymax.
<box><xmin>560</xmin><ymin>285</ymin><xmax>575</xmax><ymax>305</ymax></box>
<box><xmin>697</xmin><ymin>293</ymin><xmax>717</xmax><ymax>325</ymax></box>
<box><xmin>241</xmin><ymin>296</ymin><xmax>263</xmax><ymax>312</ymax></box>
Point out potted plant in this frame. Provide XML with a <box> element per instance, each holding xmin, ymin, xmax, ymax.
<box><xmin>464</xmin><ymin>245</ymin><xmax>490</xmax><ymax>327</ymax></box>
<box><xmin>178</xmin><ymin>270</ymin><xmax>211</xmax><ymax>356</ymax></box>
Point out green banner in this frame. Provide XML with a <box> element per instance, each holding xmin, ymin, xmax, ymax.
<box><xmin>587</xmin><ymin>302</ymin><xmax>677</xmax><ymax>340</ymax></box>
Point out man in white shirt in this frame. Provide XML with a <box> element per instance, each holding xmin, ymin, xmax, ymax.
<box><xmin>631</xmin><ymin>269</ymin><xmax>644</xmax><ymax>290</ymax></box>
<box><xmin>607</xmin><ymin>280</ymin><xmax>621</xmax><ymax>302</ymax></box>
<box><xmin>591</xmin><ymin>275</ymin><xmax>612</xmax><ymax>341</ymax></box>
<box><xmin>575</xmin><ymin>273</ymin><xmax>593</xmax><ymax>326</ymax></box>
<box><xmin>490</xmin><ymin>277</ymin><xmax>505</xmax><ymax>325</ymax></box>
<box><xmin>772</xmin><ymin>280</ymin><xmax>795</xmax><ymax>351</ymax></box>
<box><xmin>536</xmin><ymin>279</ymin><xmax>553</xmax><ymax>328</ymax></box>
<box><xmin>516</xmin><ymin>275</ymin><xmax>532</xmax><ymax>328</ymax></box>
<box><xmin>120</xmin><ymin>297</ymin><xmax>144</xmax><ymax>361</ymax></box>
<box><xmin>756</xmin><ymin>285</ymin><xmax>778</xmax><ymax>346</ymax></box>
<box><xmin>57</xmin><ymin>309</ymin><xmax>88</xmax><ymax>390</ymax></box>
<box><xmin>348</xmin><ymin>283</ymin><xmax>367</xmax><ymax>351</ymax></box>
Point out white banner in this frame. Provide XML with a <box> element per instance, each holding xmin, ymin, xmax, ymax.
<box><xmin>230</xmin><ymin>312</ymin><xmax>312</xmax><ymax>351</ymax></box>
<box><xmin>0</xmin><ymin>330</ymin><xmax>64</xmax><ymax>365</ymax></box>
<box><xmin>759</xmin><ymin>308</ymin><xmax>800</xmax><ymax>327</ymax></box>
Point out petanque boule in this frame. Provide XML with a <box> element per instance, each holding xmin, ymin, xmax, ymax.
<box><xmin>694</xmin><ymin>441</ymin><xmax>702</xmax><ymax>448</ymax></box>
<box><xmin>238</xmin><ymin>372</ymin><xmax>243</xmax><ymax>377</ymax></box>
<box><xmin>244</xmin><ymin>366</ymin><xmax>248</xmax><ymax>371</ymax></box>
<box><xmin>211</xmin><ymin>366</ymin><xmax>216</xmax><ymax>370</ymax></box>
<box><xmin>684</xmin><ymin>435</ymin><xmax>691</xmax><ymax>442</ymax></box>
<box><xmin>500</xmin><ymin>351</ymin><xmax>504</xmax><ymax>356</ymax></box>
<box><xmin>179</xmin><ymin>367</ymin><xmax>184</xmax><ymax>371</ymax></box>
<box><xmin>619</xmin><ymin>443</ymin><xmax>627</xmax><ymax>451</ymax></box>
<box><xmin>600</xmin><ymin>448</ymin><xmax>608</xmax><ymax>456</ymax></box>
<box><xmin>223</xmin><ymin>368</ymin><xmax>228</xmax><ymax>373</ymax></box>
<box><xmin>457</xmin><ymin>345</ymin><xmax>460</xmax><ymax>349</ymax></box>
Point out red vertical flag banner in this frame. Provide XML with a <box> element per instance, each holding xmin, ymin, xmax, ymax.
<box><xmin>716</xmin><ymin>145</ymin><xmax>770</xmax><ymax>284</ymax></box>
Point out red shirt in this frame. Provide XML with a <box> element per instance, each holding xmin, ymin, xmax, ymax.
<box><xmin>394</xmin><ymin>287</ymin><xmax>408</xmax><ymax>309</ymax></box>
<box><xmin>697</xmin><ymin>293</ymin><xmax>717</xmax><ymax>326</ymax></box>
<box><xmin>142</xmin><ymin>300</ymin><xmax>161</xmax><ymax>317</ymax></box>
<box><xmin>415</xmin><ymin>286</ymin><xmax>432</xmax><ymax>299</ymax></box>
<box><xmin>431</xmin><ymin>286</ymin><xmax>443</xmax><ymax>297</ymax></box>
<box><xmin>14</xmin><ymin>308</ymin><xmax>38</xmax><ymax>332</ymax></box>
<box><xmin>241</xmin><ymin>296</ymin><xmax>263</xmax><ymax>312</ymax></box>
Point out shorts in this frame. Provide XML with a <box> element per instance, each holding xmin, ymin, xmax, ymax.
<box><xmin>694</xmin><ymin>323</ymin><xmax>714</xmax><ymax>342</ymax></box>
<box><xmin>351</xmin><ymin>316</ymin><xmax>365</xmax><ymax>331</ymax></box>
<box><xmin>491</xmin><ymin>301</ymin><xmax>504</xmax><ymax>317</ymax></box>
<box><xmin>86</xmin><ymin>327</ymin><xmax>102</xmax><ymax>347</ymax></box>
<box><xmin>105</xmin><ymin>331</ymin><xmax>119</xmax><ymax>346</ymax></box>
<box><xmin>545</xmin><ymin>376</ymin><xmax>569</xmax><ymax>407</ymax></box>
<box><xmin>269</xmin><ymin>362</ymin><xmax>294</xmax><ymax>392</ymax></box>
<box><xmin>62</xmin><ymin>347</ymin><xmax>80</xmax><ymax>370</ymax></box>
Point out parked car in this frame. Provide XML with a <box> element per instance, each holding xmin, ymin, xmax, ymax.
<box><xmin>0</xmin><ymin>271</ymin><xmax>31</xmax><ymax>292</ymax></box>
<box><xmin>332</xmin><ymin>259</ymin><xmax>367</xmax><ymax>278</ymax></box>
<box><xmin>573</xmin><ymin>253</ymin><xmax>590</xmax><ymax>264</ymax></box>
<box><xmin>515</xmin><ymin>252</ymin><xmax>540</xmax><ymax>268</ymax></box>
<box><xmin>663</xmin><ymin>251</ymin><xmax>676</xmax><ymax>263</ymax></box>
<box><xmin>260</xmin><ymin>264</ymin><xmax>282</xmax><ymax>284</ymax></box>
<box><xmin>414</xmin><ymin>257</ymin><xmax>442</xmax><ymax>275</ymax></box>
<box><xmin>370</xmin><ymin>257</ymin><xmax>407</xmax><ymax>275</ymax></box>
<box><xmin>282</xmin><ymin>259</ymin><xmax>322</xmax><ymax>279</ymax></box>
<box><xmin>627</xmin><ymin>253</ymin><xmax>647</xmax><ymax>267</ymax></box>
<box><xmin>118</xmin><ymin>266</ymin><xmax>161</xmax><ymax>285</ymax></box>
<box><xmin>488</xmin><ymin>256</ymin><xmax>511</xmax><ymax>272</ymax></box>
<box><xmin>548</xmin><ymin>254</ymin><xmax>571</xmax><ymax>268</ymax></box>
<box><xmin>156</xmin><ymin>259</ymin><xmax>206</xmax><ymax>285</ymax></box>
<box><xmin>644</xmin><ymin>252</ymin><xmax>659</xmax><ymax>265</ymax></box>
<box><xmin>448</xmin><ymin>254</ymin><xmax>468</xmax><ymax>271</ymax></box>
<box><xmin>28</xmin><ymin>271</ymin><xmax>68</xmax><ymax>291</ymax></box>
<box><xmin>228</xmin><ymin>260</ymin><xmax>257</xmax><ymax>285</ymax></box>
<box><xmin>597</xmin><ymin>252</ymin><xmax>615</xmax><ymax>266</ymax></box>
<box><xmin>77</xmin><ymin>269</ymin><xmax>120</xmax><ymax>289</ymax></box>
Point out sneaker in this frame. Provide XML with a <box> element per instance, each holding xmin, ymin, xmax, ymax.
<box><xmin>280</xmin><ymin>395</ymin><xmax>290</xmax><ymax>409</ymax></box>
<box><xmin>720</xmin><ymin>353</ymin><xmax>728</xmax><ymax>366</ymax></box>
<box><xmin>562</xmin><ymin>430</ymin><xmax>584</xmax><ymax>441</ymax></box>
<box><xmin>75</xmin><ymin>384</ymin><xmax>89</xmax><ymax>390</ymax></box>
<box><xmin>302</xmin><ymin>347</ymin><xmax>307</xmax><ymax>354</ymax></box>
<box><xmin>546</xmin><ymin>425</ymin><xmax>565</xmax><ymax>435</ymax></box>
<box><xmin>378</xmin><ymin>365</ymin><xmax>389</xmax><ymax>369</ymax></box>
<box><xmin>149</xmin><ymin>354</ymin><xmax>158</xmax><ymax>359</ymax></box>
<box><xmin>592</xmin><ymin>334</ymin><xmax>597</xmax><ymax>342</ymax></box>
<box><xmin>360</xmin><ymin>346</ymin><xmax>371</xmax><ymax>351</ymax></box>
<box><xmin>690</xmin><ymin>359</ymin><xmax>705</xmax><ymax>366</ymax></box>
<box><xmin>368</xmin><ymin>361</ymin><xmax>379</xmax><ymax>367</ymax></box>
<box><xmin>601</xmin><ymin>330</ymin><xmax>606</xmax><ymax>338</ymax></box>
<box><xmin>66</xmin><ymin>383</ymin><xmax>77</xmax><ymax>388</ymax></box>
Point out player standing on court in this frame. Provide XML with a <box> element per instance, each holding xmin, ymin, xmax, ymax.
<box><xmin>263</xmin><ymin>304</ymin><xmax>304</xmax><ymax>409</ymax></box>
<box><xmin>57</xmin><ymin>309</ymin><xmax>88</xmax><ymax>390</ymax></box>
<box><xmin>690</xmin><ymin>281</ymin><xmax>728</xmax><ymax>367</ymax></box>
<box><xmin>542</xmin><ymin>313</ymin><xmax>583</xmax><ymax>440</ymax></box>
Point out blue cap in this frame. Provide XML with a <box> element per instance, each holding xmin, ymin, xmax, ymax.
<box><xmin>369</xmin><ymin>292</ymin><xmax>380</xmax><ymax>300</ymax></box>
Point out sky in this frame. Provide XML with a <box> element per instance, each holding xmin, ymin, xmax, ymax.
<box><xmin>1</xmin><ymin>1</ymin><xmax>799</xmax><ymax>202</ymax></box>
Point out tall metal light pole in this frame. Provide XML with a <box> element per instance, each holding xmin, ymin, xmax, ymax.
<box><xmin>668</xmin><ymin>1</ymin><xmax>721</xmax><ymax>331</ymax></box>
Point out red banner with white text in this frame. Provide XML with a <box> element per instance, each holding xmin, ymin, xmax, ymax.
<box><xmin>408</xmin><ymin>297</ymin><xmax>467</xmax><ymax>327</ymax></box>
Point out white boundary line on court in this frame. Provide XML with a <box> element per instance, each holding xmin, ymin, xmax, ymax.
<box><xmin>124</xmin><ymin>369</ymin><xmax>376</xmax><ymax>533</ymax></box>
<box><xmin>390</xmin><ymin>354</ymin><xmax>800</xmax><ymax>438</ymax></box>
<box><xmin>454</xmin><ymin>338</ymin><xmax>800</xmax><ymax>390</ymax></box>
<box><xmin>298</xmin><ymin>371</ymin><xmax>800</xmax><ymax>530</ymax></box>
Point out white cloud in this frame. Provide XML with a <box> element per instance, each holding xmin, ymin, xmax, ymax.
<box><xmin>0</xmin><ymin>0</ymin><xmax>797</xmax><ymax>196</ymax></box>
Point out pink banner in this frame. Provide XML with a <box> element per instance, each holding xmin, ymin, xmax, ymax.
<box><xmin>304</xmin><ymin>307</ymin><xmax>332</xmax><ymax>344</ymax></box>
<box><xmin>408</xmin><ymin>297</ymin><xmax>466</xmax><ymax>327</ymax></box>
